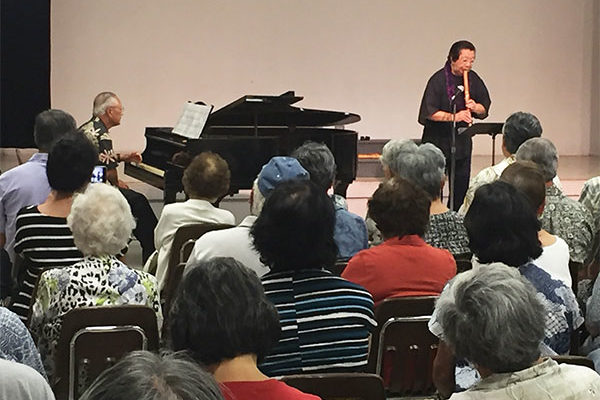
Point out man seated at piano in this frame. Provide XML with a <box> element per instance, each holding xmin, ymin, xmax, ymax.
<box><xmin>291</xmin><ymin>141</ymin><xmax>368</xmax><ymax>259</ymax></box>
<box><xmin>149</xmin><ymin>151</ymin><xmax>236</xmax><ymax>290</ymax></box>
<box><xmin>79</xmin><ymin>92</ymin><xmax>158</xmax><ymax>263</ymax></box>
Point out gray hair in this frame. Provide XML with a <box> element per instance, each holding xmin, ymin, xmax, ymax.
<box><xmin>291</xmin><ymin>141</ymin><xmax>336</xmax><ymax>192</ymax></box>
<box><xmin>67</xmin><ymin>183</ymin><xmax>136</xmax><ymax>256</ymax></box>
<box><xmin>33</xmin><ymin>109</ymin><xmax>77</xmax><ymax>152</ymax></box>
<box><xmin>502</xmin><ymin>112</ymin><xmax>543</xmax><ymax>154</ymax></box>
<box><xmin>515</xmin><ymin>137</ymin><xmax>558</xmax><ymax>182</ymax></box>
<box><xmin>381</xmin><ymin>139</ymin><xmax>446</xmax><ymax>199</ymax></box>
<box><xmin>92</xmin><ymin>92</ymin><xmax>119</xmax><ymax>117</ymax></box>
<box><xmin>79</xmin><ymin>351</ymin><xmax>223</xmax><ymax>400</ymax></box>
<box><xmin>251</xmin><ymin>179</ymin><xmax>265</xmax><ymax>216</ymax></box>
<box><xmin>380</xmin><ymin>139</ymin><xmax>416</xmax><ymax>169</ymax></box>
<box><xmin>436</xmin><ymin>264</ymin><xmax>545</xmax><ymax>373</ymax></box>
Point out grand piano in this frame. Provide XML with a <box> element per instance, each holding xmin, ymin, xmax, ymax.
<box><xmin>125</xmin><ymin>91</ymin><xmax>361</xmax><ymax>203</ymax></box>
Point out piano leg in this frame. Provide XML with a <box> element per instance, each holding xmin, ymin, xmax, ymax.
<box><xmin>164</xmin><ymin>168</ymin><xmax>183</xmax><ymax>204</ymax></box>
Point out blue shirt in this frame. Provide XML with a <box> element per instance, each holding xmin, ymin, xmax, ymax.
<box><xmin>333</xmin><ymin>202</ymin><xmax>368</xmax><ymax>259</ymax></box>
<box><xmin>0</xmin><ymin>307</ymin><xmax>46</xmax><ymax>379</ymax></box>
<box><xmin>0</xmin><ymin>153</ymin><xmax>50</xmax><ymax>261</ymax></box>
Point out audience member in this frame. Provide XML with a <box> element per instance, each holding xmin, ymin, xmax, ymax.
<box><xmin>382</xmin><ymin>139</ymin><xmax>470</xmax><ymax>256</ymax></box>
<box><xmin>580</xmin><ymin>176</ymin><xmax>600</xmax><ymax>263</ymax></box>
<box><xmin>10</xmin><ymin>133</ymin><xmax>95</xmax><ymax>322</ymax></box>
<box><xmin>186</xmin><ymin>156</ymin><xmax>309</xmax><ymax>278</ymax></box>
<box><xmin>516</xmin><ymin>138</ymin><xmax>595</xmax><ymax>265</ymax></box>
<box><xmin>0</xmin><ymin>109</ymin><xmax>76</xmax><ymax>298</ymax></box>
<box><xmin>79</xmin><ymin>91</ymin><xmax>157</xmax><ymax>262</ymax></box>
<box><xmin>150</xmin><ymin>152</ymin><xmax>235</xmax><ymax>289</ymax></box>
<box><xmin>30</xmin><ymin>183</ymin><xmax>162</xmax><ymax>383</ymax></box>
<box><xmin>0</xmin><ymin>359</ymin><xmax>55</xmax><ymax>400</ymax></box>
<box><xmin>79</xmin><ymin>351</ymin><xmax>223</xmax><ymax>400</ymax></box>
<box><xmin>465</xmin><ymin>181</ymin><xmax>582</xmax><ymax>354</ymax></box>
<box><xmin>0</xmin><ymin>306</ymin><xmax>46</xmax><ymax>379</ymax></box>
<box><xmin>435</xmin><ymin>265</ymin><xmax>600</xmax><ymax>399</ymax></box>
<box><xmin>251</xmin><ymin>180</ymin><xmax>376</xmax><ymax>376</ymax></box>
<box><xmin>500</xmin><ymin>161</ymin><xmax>572</xmax><ymax>286</ymax></box>
<box><xmin>170</xmin><ymin>257</ymin><xmax>320</xmax><ymax>400</ymax></box>
<box><xmin>291</xmin><ymin>141</ymin><xmax>368</xmax><ymax>259</ymax></box>
<box><xmin>342</xmin><ymin>178</ymin><xmax>456</xmax><ymax>306</ymax></box>
<box><xmin>459</xmin><ymin>111</ymin><xmax>544</xmax><ymax>214</ymax></box>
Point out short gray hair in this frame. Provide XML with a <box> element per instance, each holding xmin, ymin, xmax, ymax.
<box><xmin>93</xmin><ymin>92</ymin><xmax>119</xmax><ymax>117</ymax></box>
<box><xmin>380</xmin><ymin>139</ymin><xmax>416</xmax><ymax>169</ymax></box>
<box><xmin>502</xmin><ymin>111</ymin><xmax>542</xmax><ymax>154</ymax></box>
<box><xmin>67</xmin><ymin>183</ymin><xmax>136</xmax><ymax>256</ymax></box>
<box><xmin>381</xmin><ymin>139</ymin><xmax>446</xmax><ymax>199</ymax></box>
<box><xmin>34</xmin><ymin>109</ymin><xmax>77</xmax><ymax>152</ymax></box>
<box><xmin>79</xmin><ymin>351</ymin><xmax>223</xmax><ymax>400</ymax></box>
<box><xmin>291</xmin><ymin>141</ymin><xmax>336</xmax><ymax>192</ymax></box>
<box><xmin>436</xmin><ymin>265</ymin><xmax>545</xmax><ymax>373</ymax></box>
<box><xmin>515</xmin><ymin>137</ymin><xmax>558</xmax><ymax>182</ymax></box>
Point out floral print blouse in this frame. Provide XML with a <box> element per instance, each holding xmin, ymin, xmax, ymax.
<box><xmin>30</xmin><ymin>255</ymin><xmax>162</xmax><ymax>383</ymax></box>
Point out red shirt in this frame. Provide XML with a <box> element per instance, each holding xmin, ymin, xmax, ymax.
<box><xmin>221</xmin><ymin>379</ymin><xmax>321</xmax><ymax>400</ymax></box>
<box><xmin>342</xmin><ymin>235</ymin><xmax>456</xmax><ymax>307</ymax></box>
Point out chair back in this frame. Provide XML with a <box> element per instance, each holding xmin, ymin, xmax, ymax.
<box><xmin>161</xmin><ymin>223</ymin><xmax>233</xmax><ymax>317</ymax></box>
<box><xmin>54</xmin><ymin>305</ymin><xmax>159</xmax><ymax>400</ymax></box>
<box><xmin>281</xmin><ymin>373</ymin><xmax>386</xmax><ymax>400</ymax></box>
<box><xmin>367</xmin><ymin>296</ymin><xmax>438</xmax><ymax>396</ymax></box>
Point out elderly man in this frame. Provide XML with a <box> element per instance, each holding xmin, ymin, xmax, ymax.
<box><xmin>0</xmin><ymin>109</ymin><xmax>76</xmax><ymax>298</ymax></box>
<box><xmin>79</xmin><ymin>92</ymin><xmax>157</xmax><ymax>262</ymax></box>
<box><xmin>434</xmin><ymin>265</ymin><xmax>600</xmax><ymax>399</ymax></box>
<box><xmin>580</xmin><ymin>176</ymin><xmax>600</xmax><ymax>264</ymax></box>
<box><xmin>291</xmin><ymin>141</ymin><xmax>368</xmax><ymax>259</ymax></box>
<box><xmin>185</xmin><ymin>156</ymin><xmax>309</xmax><ymax>278</ymax></box>
<box><xmin>459</xmin><ymin>111</ymin><xmax>545</xmax><ymax>214</ymax></box>
<box><xmin>516</xmin><ymin>138</ymin><xmax>595</xmax><ymax>266</ymax></box>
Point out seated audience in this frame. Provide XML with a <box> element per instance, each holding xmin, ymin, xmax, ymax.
<box><xmin>435</xmin><ymin>265</ymin><xmax>600</xmax><ymax>399</ymax></box>
<box><xmin>291</xmin><ymin>141</ymin><xmax>368</xmax><ymax>259</ymax></box>
<box><xmin>342</xmin><ymin>178</ymin><xmax>456</xmax><ymax>306</ymax></box>
<box><xmin>79</xmin><ymin>351</ymin><xmax>223</xmax><ymax>400</ymax></box>
<box><xmin>30</xmin><ymin>183</ymin><xmax>162</xmax><ymax>383</ymax></box>
<box><xmin>384</xmin><ymin>139</ymin><xmax>470</xmax><ymax>256</ymax></box>
<box><xmin>0</xmin><ymin>358</ymin><xmax>55</xmax><ymax>400</ymax></box>
<box><xmin>459</xmin><ymin>111</ymin><xmax>544</xmax><ymax>214</ymax></box>
<box><xmin>186</xmin><ymin>156</ymin><xmax>309</xmax><ymax>278</ymax></box>
<box><xmin>0</xmin><ymin>109</ymin><xmax>76</xmax><ymax>298</ymax></box>
<box><xmin>465</xmin><ymin>181</ymin><xmax>582</xmax><ymax>354</ymax></box>
<box><xmin>0</xmin><ymin>306</ymin><xmax>46</xmax><ymax>379</ymax></box>
<box><xmin>251</xmin><ymin>180</ymin><xmax>376</xmax><ymax>376</ymax></box>
<box><xmin>150</xmin><ymin>152</ymin><xmax>235</xmax><ymax>289</ymax></box>
<box><xmin>580</xmin><ymin>176</ymin><xmax>600</xmax><ymax>263</ymax></box>
<box><xmin>516</xmin><ymin>138</ymin><xmax>595</xmax><ymax>265</ymax></box>
<box><xmin>500</xmin><ymin>161</ymin><xmax>572</xmax><ymax>286</ymax></box>
<box><xmin>170</xmin><ymin>257</ymin><xmax>320</xmax><ymax>400</ymax></box>
<box><xmin>10</xmin><ymin>133</ymin><xmax>95</xmax><ymax>322</ymax></box>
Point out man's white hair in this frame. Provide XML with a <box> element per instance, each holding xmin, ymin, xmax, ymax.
<box><xmin>93</xmin><ymin>92</ymin><xmax>119</xmax><ymax>117</ymax></box>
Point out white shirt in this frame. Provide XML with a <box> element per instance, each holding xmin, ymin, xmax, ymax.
<box><xmin>534</xmin><ymin>236</ymin><xmax>572</xmax><ymax>287</ymax></box>
<box><xmin>185</xmin><ymin>215</ymin><xmax>270</xmax><ymax>277</ymax></box>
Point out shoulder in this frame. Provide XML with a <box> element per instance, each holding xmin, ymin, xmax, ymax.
<box><xmin>0</xmin><ymin>359</ymin><xmax>53</xmax><ymax>399</ymax></box>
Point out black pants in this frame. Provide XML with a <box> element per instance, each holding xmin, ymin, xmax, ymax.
<box><xmin>118</xmin><ymin>187</ymin><xmax>157</xmax><ymax>263</ymax></box>
<box><xmin>447</xmin><ymin>156</ymin><xmax>471</xmax><ymax>211</ymax></box>
<box><xmin>0</xmin><ymin>249</ymin><xmax>12</xmax><ymax>300</ymax></box>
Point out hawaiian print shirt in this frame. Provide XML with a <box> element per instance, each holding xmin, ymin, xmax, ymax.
<box><xmin>79</xmin><ymin>117</ymin><xmax>118</xmax><ymax>169</ymax></box>
<box><xmin>30</xmin><ymin>255</ymin><xmax>162</xmax><ymax>383</ymax></box>
<box><xmin>579</xmin><ymin>176</ymin><xmax>600</xmax><ymax>262</ymax></box>
<box><xmin>540</xmin><ymin>184</ymin><xmax>595</xmax><ymax>264</ymax></box>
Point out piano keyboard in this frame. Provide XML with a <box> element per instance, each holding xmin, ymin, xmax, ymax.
<box><xmin>132</xmin><ymin>162</ymin><xmax>165</xmax><ymax>177</ymax></box>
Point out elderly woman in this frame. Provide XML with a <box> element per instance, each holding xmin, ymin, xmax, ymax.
<box><xmin>30</xmin><ymin>183</ymin><xmax>162</xmax><ymax>383</ymax></box>
<box><xmin>169</xmin><ymin>257</ymin><xmax>319</xmax><ymax>400</ymax></box>
<box><xmin>251</xmin><ymin>180</ymin><xmax>376</xmax><ymax>376</ymax></box>
<box><xmin>80</xmin><ymin>351</ymin><xmax>224</xmax><ymax>400</ymax></box>
<box><xmin>11</xmin><ymin>132</ymin><xmax>96</xmax><ymax>322</ymax></box>
<box><xmin>342</xmin><ymin>178</ymin><xmax>456</xmax><ymax>306</ymax></box>
<box><xmin>435</xmin><ymin>265</ymin><xmax>600</xmax><ymax>399</ymax></box>
<box><xmin>150</xmin><ymin>151</ymin><xmax>235</xmax><ymax>290</ymax></box>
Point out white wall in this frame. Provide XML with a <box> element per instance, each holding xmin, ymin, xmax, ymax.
<box><xmin>51</xmin><ymin>0</ymin><xmax>596</xmax><ymax>156</ymax></box>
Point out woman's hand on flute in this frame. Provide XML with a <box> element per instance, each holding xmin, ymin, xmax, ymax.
<box><xmin>455</xmin><ymin>109</ymin><xmax>473</xmax><ymax>124</ymax></box>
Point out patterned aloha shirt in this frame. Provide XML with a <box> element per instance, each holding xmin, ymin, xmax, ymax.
<box><xmin>30</xmin><ymin>255</ymin><xmax>162</xmax><ymax>383</ymax></box>
<box><xmin>0</xmin><ymin>307</ymin><xmax>47</xmax><ymax>379</ymax></box>
<box><xmin>424</xmin><ymin>211</ymin><xmax>470</xmax><ymax>256</ymax></box>
<box><xmin>540</xmin><ymin>184</ymin><xmax>595</xmax><ymax>264</ymax></box>
<box><xmin>579</xmin><ymin>176</ymin><xmax>600</xmax><ymax>262</ymax></box>
<box><xmin>79</xmin><ymin>117</ymin><xmax>118</xmax><ymax>169</ymax></box>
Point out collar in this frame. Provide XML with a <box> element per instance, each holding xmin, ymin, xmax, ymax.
<box><xmin>545</xmin><ymin>184</ymin><xmax>561</xmax><ymax>197</ymax></box>
<box><xmin>472</xmin><ymin>358</ymin><xmax>557</xmax><ymax>391</ymax></box>
<box><xmin>382</xmin><ymin>234</ymin><xmax>428</xmax><ymax>247</ymax></box>
<box><xmin>28</xmin><ymin>152</ymin><xmax>48</xmax><ymax>163</ymax></box>
<box><xmin>239</xmin><ymin>215</ymin><xmax>257</xmax><ymax>227</ymax></box>
<box><xmin>491</xmin><ymin>155</ymin><xmax>516</xmax><ymax>176</ymax></box>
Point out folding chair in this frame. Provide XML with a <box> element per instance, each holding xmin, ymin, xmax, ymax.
<box><xmin>281</xmin><ymin>372</ymin><xmax>386</xmax><ymax>400</ymax></box>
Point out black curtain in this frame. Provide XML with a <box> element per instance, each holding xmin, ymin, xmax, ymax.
<box><xmin>0</xmin><ymin>0</ymin><xmax>50</xmax><ymax>148</ymax></box>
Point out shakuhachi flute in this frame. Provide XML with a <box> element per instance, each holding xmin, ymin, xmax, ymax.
<box><xmin>463</xmin><ymin>70</ymin><xmax>470</xmax><ymax>102</ymax></box>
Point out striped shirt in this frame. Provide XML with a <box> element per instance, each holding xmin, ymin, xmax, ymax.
<box><xmin>10</xmin><ymin>206</ymin><xmax>82</xmax><ymax>323</ymax></box>
<box><xmin>260</xmin><ymin>269</ymin><xmax>376</xmax><ymax>376</ymax></box>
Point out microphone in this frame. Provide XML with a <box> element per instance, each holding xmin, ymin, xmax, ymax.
<box><xmin>451</xmin><ymin>85</ymin><xmax>464</xmax><ymax>103</ymax></box>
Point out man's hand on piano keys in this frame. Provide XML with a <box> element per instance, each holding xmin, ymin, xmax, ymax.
<box><xmin>120</xmin><ymin>152</ymin><xmax>142</xmax><ymax>164</ymax></box>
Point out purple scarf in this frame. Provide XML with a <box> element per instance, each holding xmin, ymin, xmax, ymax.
<box><xmin>443</xmin><ymin>60</ymin><xmax>466</xmax><ymax>110</ymax></box>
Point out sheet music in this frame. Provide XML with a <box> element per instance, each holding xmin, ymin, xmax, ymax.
<box><xmin>172</xmin><ymin>102</ymin><xmax>213</xmax><ymax>139</ymax></box>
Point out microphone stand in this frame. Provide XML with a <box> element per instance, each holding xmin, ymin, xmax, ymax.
<box><xmin>449</xmin><ymin>95</ymin><xmax>458</xmax><ymax>211</ymax></box>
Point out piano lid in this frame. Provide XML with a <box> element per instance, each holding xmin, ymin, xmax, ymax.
<box><xmin>206</xmin><ymin>91</ymin><xmax>361</xmax><ymax>128</ymax></box>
